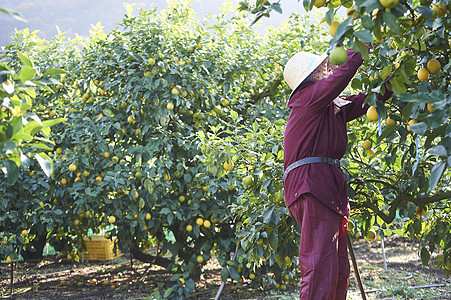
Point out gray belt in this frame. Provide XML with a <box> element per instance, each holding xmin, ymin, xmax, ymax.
<box><xmin>283</xmin><ymin>157</ymin><xmax>341</xmax><ymax>183</ymax></box>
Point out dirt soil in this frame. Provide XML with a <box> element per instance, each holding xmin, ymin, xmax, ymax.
<box><xmin>1</xmin><ymin>235</ymin><xmax>450</xmax><ymax>300</ymax></box>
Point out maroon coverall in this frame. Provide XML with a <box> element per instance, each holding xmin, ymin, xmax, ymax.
<box><xmin>283</xmin><ymin>49</ymin><xmax>392</xmax><ymax>299</ymax></box>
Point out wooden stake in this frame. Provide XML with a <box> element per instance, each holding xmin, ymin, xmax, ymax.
<box><xmin>347</xmin><ymin>232</ymin><xmax>367</xmax><ymax>300</ymax></box>
<box><xmin>10</xmin><ymin>261</ymin><xmax>13</xmax><ymax>297</ymax></box>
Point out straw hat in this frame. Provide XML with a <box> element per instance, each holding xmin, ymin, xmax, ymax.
<box><xmin>284</xmin><ymin>51</ymin><xmax>328</xmax><ymax>99</ymax></box>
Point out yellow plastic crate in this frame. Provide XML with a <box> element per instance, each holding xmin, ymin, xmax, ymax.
<box><xmin>81</xmin><ymin>235</ymin><xmax>121</xmax><ymax>261</ymax></box>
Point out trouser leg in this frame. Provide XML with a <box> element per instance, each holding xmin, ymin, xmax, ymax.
<box><xmin>288</xmin><ymin>194</ymin><xmax>349</xmax><ymax>300</ymax></box>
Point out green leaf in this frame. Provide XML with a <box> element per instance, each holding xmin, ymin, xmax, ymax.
<box><xmin>330</xmin><ymin>17</ymin><xmax>354</xmax><ymax>46</ymax></box>
<box><xmin>229</xmin><ymin>266</ymin><xmax>240</xmax><ymax>280</ymax></box>
<box><xmin>31</xmin><ymin>143</ymin><xmax>53</xmax><ymax>151</ymax></box>
<box><xmin>35</xmin><ymin>152</ymin><xmax>54</xmax><ymax>177</ymax></box>
<box><xmin>382</xmin><ymin>12</ymin><xmax>400</xmax><ymax>34</ymax></box>
<box><xmin>409</xmin><ymin>122</ymin><xmax>428</xmax><ymax>136</ymax></box>
<box><xmin>220</xmin><ymin>266</ymin><xmax>229</xmax><ymax>282</ymax></box>
<box><xmin>43</xmin><ymin>68</ymin><xmax>67</xmax><ymax>76</ymax></box>
<box><xmin>163</xmin><ymin>287</ymin><xmax>174</xmax><ymax>298</ymax></box>
<box><xmin>376</xmin><ymin>124</ymin><xmax>398</xmax><ymax>143</ymax></box>
<box><xmin>20</xmin><ymin>66</ymin><xmax>36</xmax><ymax>83</ymax></box>
<box><xmin>0</xmin><ymin>8</ymin><xmax>27</xmax><ymax>22</ymax></box>
<box><xmin>18</xmin><ymin>53</ymin><xmax>32</xmax><ymax>68</ymax></box>
<box><xmin>429</xmin><ymin>145</ymin><xmax>447</xmax><ymax>157</ymax></box>
<box><xmin>2</xmin><ymin>159</ymin><xmax>20</xmax><ymax>185</ymax></box>
<box><xmin>325</xmin><ymin>9</ymin><xmax>335</xmax><ymax>25</ymax></box>
<box><xmin>269</xmin><ymin>234</ymin><xmax>278</xmax><ymax>251</ymax></box>
<box><xmin>263</xmin><ymin>208</ymin><xmax>274</xmax><ymax>224</ymax></box>
<box><xmin>41</xmin><ymin>118</ymin><xmax>66</xmax><ymax>128</ymax></box>
<box><xmin>354</xmin><ymin>29</ymin><xmax>373</xmax><ymax>43</ymax></box>
<box><xmin>272</xmin><ymin>3</ymin><xmax>282</xmax><ymax>13</ymax></box>
<box><xmin>21</xmin><ymin>121</ymin><xmax>43</xmax><ymax>136</ymax></box>
<box><xmin>420</xmin><ymin>246</ymin><xmax>431</xmax><ymax>266</ymax></box>
<box><xmin>428</xmin><ymin>161</ymin><xmax>446</xmax><ymax>192</ymax></box>
<box><xmin>360</xmin><ymin>15</ymin><xmax>375</xmax><ymax>30</ymax></box>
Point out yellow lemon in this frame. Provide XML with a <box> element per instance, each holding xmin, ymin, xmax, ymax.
<box><xmin>379</xmin><ymin>0</ymin><xmax>399</xmax><ymax>12</ymax></box>
<box><xmin>366</xmin><ymin>106</ymin><xmax>378</xmax><ymax>122</ymax></box>
<box><xmin>427</xmin><ymin>59</ymin><xmax>440</xmax><ymax>73</ymax></box>
<box><xmin>167</xmin><ymin>102</ymin><xmax>174</xmax><ymax>110</ymax></box>
<box><xmin>223</xmin><ymin>161</ymin><xmax>234</xmax><ymax>171</ymax></box>
<box><xmin>203</xmin><ymin>220</ymin><xmax>211</xmax><ymax>228</ymax></box>
<box><xmin>313</xmin><ymin>0</ymin><xmax>326</xmax><ymax>7</ymax></box>
<box><xmin>432</xmin><ymin>2</ymin><xmax>447</xmax><ymax>17</ymax></box>
<box><xmin>365</xmin><ymin>229</ymin><xmax>377</xmax><ymax>241</ymax></box>
<box><xmin>407</xmin><ymin>119</ymin><xmax>417</xmax><ymax>131</ymax></box>
<box><xmin>386</xmin><ymin>116</ymin><xmax>396</xmax><ymax>126</ymax></box>
<box><xmin>69</xmin><ymin>163</ymin><xmax>76</xmax><ymax>172</ymax></box>
<box><xmin>186</xmin><ymin>224</ymin><xmax>193</xmax><ymax>232</ymax></box>
<box><xmin>108</xmin><ymin>215</ymin><xmax>116</xmax><ymax>224</ymax></box>
<box><xmin>427</xmin><ymin>102</ymin><xmax>435</xmax><ymax>112</ymax></box>
<box><xmin>329</xmin><ymin>21</ymin><xmax>340</xmax><ymax>37</ymax></box>
<box><xmin>145</xmin><ymin>213</ymin><xmax>152</xmax><ymax>220</ymax></box>
<box><xmin>196</xmin><ymin>255</ymin><xmax>204</xmax><ymax>263</ymax></box>
<box><xmin>362</xmin><ymin>140</ymin><xmax>372</xmax><ymax>150</ymax></box>
<box><xmin>196</xmin><ymin>218</ymin><xmax>204</xmax><ymax>226</ymax></box>
<box><xmin>417</xmin><ymin>68</ymin><xmax>429</xmax><ymax>81</ymax></box>
<box><xmin>6</xmin><ymin>256</ymin><xmax>13</xmax><ymax>264</ymax></box>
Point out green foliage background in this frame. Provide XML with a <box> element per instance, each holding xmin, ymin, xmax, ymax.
<box><xmin>1</xmin><ymin>0</ymin><xmax>450</xmax><ymax>298</ymax></box>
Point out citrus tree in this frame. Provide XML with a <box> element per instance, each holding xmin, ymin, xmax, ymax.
<box><xmin>0</xmin><ymin>1</ymin><xmax>323</xmax><ymax>297</ymax></box>
<box><xmin>236</xmin><ymin>0</ymin><xmax>451</xmax><ymax>275</ymax></box>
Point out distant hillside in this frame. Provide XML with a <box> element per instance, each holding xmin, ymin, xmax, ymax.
<box><xmin>0</xmin><ymin>0</ymin><xmax>302</xmax><ymax>47</ymax></box>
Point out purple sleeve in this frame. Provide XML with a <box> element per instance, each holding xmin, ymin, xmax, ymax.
<box><xmin>289</xmin><ymin>49</ymin><xmax>363</xmax><ymax>111</ymax></box>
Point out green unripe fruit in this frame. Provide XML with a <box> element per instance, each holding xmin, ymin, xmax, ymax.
<box><xmin>329</xmin><ymin>47</ymin><xmax>348</xmax><ymax>66</ymax></box>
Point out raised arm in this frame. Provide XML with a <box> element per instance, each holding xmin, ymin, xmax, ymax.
<box><xmin>290</xmin><ymin>49</ymin><xmax>364</xmax><ymax>111</ymax></box>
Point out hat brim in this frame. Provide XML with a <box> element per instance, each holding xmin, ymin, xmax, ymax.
<box><xmin>288</xmin><ymin>53</ymin><xmax>328</xmax><ymax>100</ymax></box>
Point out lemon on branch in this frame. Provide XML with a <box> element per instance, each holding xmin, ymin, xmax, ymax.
<box><xmin>313</xmin><ymin>0</ymin><xmax>326</xmax><ymax>8</ymax></box>
<box><xmin>365</xmin><ymin>229</ymin><xmax>377</xmax><ymax>241</ymax></box>
<box><xmin>223</xmin><ymin>161</ymin><xmax>234</xmax><ymax>171</ymax></box>
<box><xmin>407</xmin><ymin>119</ymin><xmax>417</xmax><ymax>131</ymax></box>
<box><xmin>427</xmin><ymin>59</ymin><xmax>441</xmax><ymax>73</ymax></box>
<box><xmin>386</xmin><ymin>116</ymin><xmax>396</xmax><ymax>126</ymax></box>
<box><xmin>379</xmin><ymin>0</ymin><xmax>399</xmax><ymax>12</ymax></box>
<box><xmin>432</xmin><ymin>2</ymin><xmax>447</xmax><ymax>17</ymax></box>
<box><xmin>366</xmin><ymin>106</ymin><xmax>378</xmax><ymax>122</ymax></box>
<box><xmin>362</xmin><ymin>140</ymin><xmax>372</xmax><ymax>150</ymax></box>
<box><xmin>329</xmin><ymin>47</ymin><xmax>348</xmax><ymax>66</ymax></box>
<box><xmin>329</xmin><ymin>21</ymin><xmax>340</xmax><ymax>37</ymax></box>
<box><xmin>418</xmin><ymin>68</ymin><xmax>429</xmax><ymax>81</ymax></box>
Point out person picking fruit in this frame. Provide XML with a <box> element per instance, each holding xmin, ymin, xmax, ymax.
<box><xmin>282</xmin><ymin>45</ymin><xmax>392</xmax><ymax>299</ymax></box>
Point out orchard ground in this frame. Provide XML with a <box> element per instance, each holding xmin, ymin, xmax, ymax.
<box><xmin>1</xmin><ymin>235</ymin><xmax>449</xmax><ymax>300</ymax></box>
